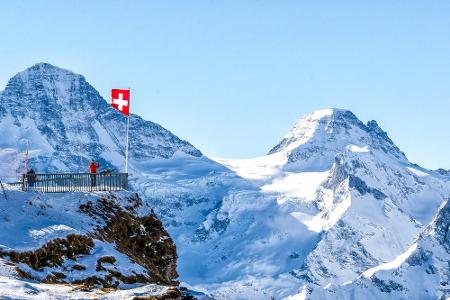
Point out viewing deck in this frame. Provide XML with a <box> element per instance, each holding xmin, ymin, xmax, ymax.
<box><xmin>21</xmin><ymin>173</ymin><xmax>128</xmax><ymax>193</ymax></box>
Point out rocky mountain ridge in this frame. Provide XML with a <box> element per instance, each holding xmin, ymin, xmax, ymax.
<box><xmin>0</xmin><ymin>63</ymin><xmax>201</xmax><ymax>174</ymax></box>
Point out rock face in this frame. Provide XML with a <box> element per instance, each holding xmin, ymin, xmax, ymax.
<box><xmin>436</xmin><ymin>168</ymin><xmax>450</xmax><ymax>177</ymax></box>
<box><xmin>4</xmin><ymin>234</ymin><xmax>95</xmax><ymax>278</ymax></box>
<box><xmin>0</xmin><ymin>191</ymin><xmax>179</xmax><ymax>292</ymax></box>
<box><xmin>0</xmin><ymin>63</ymin><xmax>201</xmax><ymax>173</ymax></box>
<box><xmin>85</xmin><ymin>195</ymin><xmax>179</xmax><ymax>285</ymax></box>
<box><xmin>310</xmin><ymin>198</ymin><xmax>450</xmax><ymax>300</ymax></box>
<box><xmin>433</xmin><ymin>199</ymin><xmax>450</xmax><ymax>251</ymax></box>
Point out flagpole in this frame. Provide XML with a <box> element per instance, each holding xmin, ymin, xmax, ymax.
<box><xmin>125</xmin><ymin>88</ymin><xmax>130</xmax><ymax>174</ymax></box>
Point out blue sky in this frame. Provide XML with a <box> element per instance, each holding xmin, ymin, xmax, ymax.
<box><xmin>0</xmin><ymin>1</ymin><xmax>449</xmax><ymax>169</ymax></box>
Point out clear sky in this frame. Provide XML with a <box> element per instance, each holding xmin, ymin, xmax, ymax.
<box><xmin>0</xmin><ymin>1</ymin><xmax>449</xmax><ymax>169</ymax></box>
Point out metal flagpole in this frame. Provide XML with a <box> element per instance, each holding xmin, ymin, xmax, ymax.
<box><xmin>125</xmin><ymin>88</ymin><xmax>130</xmax><ymax>174</ymax></box>
<box><xmin>125</xmin><ymin>115</ymin><xmax>130</xmax><ymax>173</ymax></box>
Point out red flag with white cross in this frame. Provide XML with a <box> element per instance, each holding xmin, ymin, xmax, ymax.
<box><xmin>111</xmin><ymin>89</ymin><xmax>130</xmax><ymax>116</ymax></box>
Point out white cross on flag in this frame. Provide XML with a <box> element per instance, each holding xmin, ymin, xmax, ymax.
<box><xmin>111</xmin><ymin>89</ymin><xmax>130</xmax><ymax>116</ymax></box>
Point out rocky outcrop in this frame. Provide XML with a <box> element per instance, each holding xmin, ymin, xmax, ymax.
<box><xmin>0</xmin><ymin>193</ymin><xmax>180</xmax><ymax>292</ymax></box>
<box><xmin>96</xmin><ymin>210</ymin><xmax>178</xmax><ymax>285</ymax></box>
<box><xmin>83</xmin><ymin>193</ymin><xmax>179</xmax><ymax>287</ymax></box>
<box><xmin>4</xmin><ymin>234</ymin><xmax>94</xmax><ymax>271</ymax></box>
<box><xmin>433</xmin><ymin>199</ymin><xmax>450</xmax><ymax>251</ymax></box>
<box><xmin>348</xmin><ymin>175</ymin><xmax>387</xmax><ymax>200</ymax></box>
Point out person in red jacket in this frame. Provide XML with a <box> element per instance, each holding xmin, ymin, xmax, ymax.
<box><xmin>89</xmin><ymin>160</ymin><xmax>100</xmax><ymax>187</ymax></box>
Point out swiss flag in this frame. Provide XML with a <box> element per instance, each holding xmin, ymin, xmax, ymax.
<box><xmin>111</xmin><ymin>89</ymin><xmax>130</xmax><ymax>116</ymax></box>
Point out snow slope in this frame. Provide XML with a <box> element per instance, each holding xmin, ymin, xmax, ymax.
<box><xmin>309</xmin><ymin>197</ymin><xmax>450</xmax><ymax>299</ymax></box>
<box><xmin>1</xmin><ymin>64</ymin><xmax>449</xmax><ymax>299</ymax></box>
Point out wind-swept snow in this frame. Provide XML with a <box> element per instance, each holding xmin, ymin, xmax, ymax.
<box><xmin>347</xmin><ymin>144</ymin><xmax>369</xmax><ymax>153</ymax></box>
<box><xmin>361</xmin><ymin>243</ymin><xmax>418</xmax><ymax>278</ymax></box>
<box><xmin>262</xmin><ymin>171</ymin><xmax>330</xmax><ymax>202</ymax></box>
<box><xmin>406</xmin><ymin>166</ymin><xmax>429</xmax><ymax>177</ymax></box>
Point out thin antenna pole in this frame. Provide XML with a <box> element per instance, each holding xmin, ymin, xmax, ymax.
<box><xmin>25</xmin><ymin>140</ymin><xmax>29</xmax><ymax>173</ymax></box>
<box><xmin>125</xmin><ymin>88</ymin><xmax>130</xmax><ymax>174</ymax></box>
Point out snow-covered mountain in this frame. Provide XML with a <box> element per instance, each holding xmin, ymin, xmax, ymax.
<box><xmin>216</xmin><ymin>109</ymin><xmax>450</xmax><ymax>298</ymax></box>
<box><xmin>0</xmin><ymin>64</ymin><xmax>449</xmax><ymax>299</ymax></box>
<box><xmin>0</xmin><ymin>63</ymin><xmax>200</xmax><ymax>175</ymax></box>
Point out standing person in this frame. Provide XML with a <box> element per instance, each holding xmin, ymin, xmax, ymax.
<box><xmin>26</xmin><ymin>168</ymin><xmax>36</xmax><ymax>189</ymax></box>
<box><xmin>89</xmin><ymin>160</ymin><xmax>100</xmax><ymax>187</ymax></box>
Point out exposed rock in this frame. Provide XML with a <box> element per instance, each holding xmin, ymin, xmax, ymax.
<box><xmin>133</xmin><ymin>287</ymin><xmax>196</xmax><ymax>300</ymax></box>
<box><xmin>348</xmin><ymin>175</ymin><xmax>387</xmax><ymax>200</ymax></box>
<box><xmin>436</xmin><ymin>169</ymin><xmax>450</xmax><ymax>176</ymax></box>
<box><xmin>96</xmin><ymin>210</ymin><xmax>178</xmax><ymax>285</ymax></box>
<box><xmin>79</xmin><ymin>193</ymin><xmax>179</xmax><ymax>285</ymax></box>
<box><xmin>371</xmin><ymin>276</ymin><xmax>405</xmax><ymax>293</ymax></box>
<box><xmin>71</xmin><ymin>264</ymin><xmax>86</xmax><ymax>271</ymax></box>
<box><xmin>5</xmin><ymin>234</ymin><xmax>94</xmax><ymax>270</ymax></box>
<box><xmin>434</xmin><ymin>199</ymin><xmax>450</xmax><ymax>251</ymax></box>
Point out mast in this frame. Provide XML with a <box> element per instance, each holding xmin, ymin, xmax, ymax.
<box><xmin>125</xmin><ymin>88</ymin><xmax>130</xmax><ymax>174</ymax></box>
<box><xmin>125</xmin><ymin>113</ymin><xmax>130</xmax><ymax>173</ymax></box>
<box><xmin>24</xmin><ymin>140</ymin><xmax>30</xmax><ymax>173</ymax></box>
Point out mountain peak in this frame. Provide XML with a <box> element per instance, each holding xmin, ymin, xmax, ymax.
<box><xmin>25</xmin><ymin>62</ymin><xmax>68</xmax><ymax>72</ymax></box>
<box><xmin>268</xmin><ymin>108</ymin><xmax>406</xmax><ymax>169</ymax></box>
<box><xmin>268</xmin><ymin>108</ymin><xmax>360</xmax><ymax>154</ymax></box>
<box><xmin>305</xmin><ymin>108</ymin><xmax>353</xmax><ymax>117</ymax></box>
<box><xmin>1</xmin><ymin>63</ymin><xmax>105</xmax><ymax>114</ymax></box>
<box><xmin>291</xmin><ymin>108</ymin><xmax>359</xmax><ymax>126</ymax></box>
<box><xmin>16</xmin><ymin>62</ymin><xmax>84</xmax><ymax>81</ymax></box>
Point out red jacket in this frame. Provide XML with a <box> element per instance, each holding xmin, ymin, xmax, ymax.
<box><xmin>89</xmin><ymin>162</ymin><xmax>100</xmax><ymax>173</ymax></box>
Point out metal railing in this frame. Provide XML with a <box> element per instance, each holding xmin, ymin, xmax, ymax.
<box><xmin>21</xmin><ymin>173</ymin><xmax>128</xmax><ymax>193</ymax></box>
